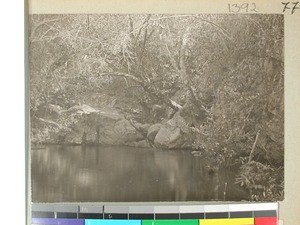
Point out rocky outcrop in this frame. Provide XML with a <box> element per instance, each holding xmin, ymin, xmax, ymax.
<box><xmin>33</xmin><ymin>104</ymin><xmax>145</xmax><ymax>146</ymax></box>
<box><xmin>61</xmin><ymin>110</ymin><xmax>145</xmax><ymax>146</ymax></box>
<box><xmin>32</xmin><ymin>103</ymin><xmax>192</xmax><ymax>149</ymax></box>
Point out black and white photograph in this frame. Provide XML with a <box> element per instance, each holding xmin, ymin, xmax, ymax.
<box><xmin>29</xmin><ymin>14</ymin><xmax>284</xmax><ymax>202</ymax></box>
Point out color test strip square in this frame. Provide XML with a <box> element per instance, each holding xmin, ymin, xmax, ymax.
<box><xmin>85</xmin><ymin>219</ymin><xmax>141</xmax><ymax>225</ymax></box>
<box><xmin>199</xmin><ymin>218</ymin><xmax>254</xmax><ymax>225</ymax></box>
<box><xmin>254</xmin><ymin>217</ymin><xmax>277</xmax><ymax>225</ymax></box>
<box><xmin>31</xmin><ymin>218</ymin><xmax>84</xmax><ymax>225</ymax></box>
<box><xmin>142</xmin><ymin>220</ymin><xmax>198</xmax><ymax>225</ymax></box>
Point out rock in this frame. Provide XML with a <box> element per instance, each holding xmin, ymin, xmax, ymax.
<box><xmin>52</xmin><ymin>106</ymin><xmax>145</xmax><ymax>146</ymax></box>
<box><xmin>146</xmin><ymin>111</ymin><xmax>193</xmax><ymax>149</ymax></box>
<box><xmin>33</xmin><ymin>103</ymin><xmax>151</xmax><ymax>146</ymax></box>
<box><xmin>33</xmin><ymin>103</ymin><xmax>194</xmax><ymax>149</ymax></box>
<box><xmin>113</xmin><ymin>119</ymin><xmax>143</xmax><ymax>144</ymax></box>
<box><xmin>48</xmin><ymin>104</ymin><xmax>63</xmax><ymax>114</ymax></box>
<box><xmin>147</xmin><ymin>123</ymin><xmax>163</xmax><ymax>141</ymax></box>
<box><xmin>65</xmin><ymin>104</ymin><xmax>99</xmax><ymax>114</ymax></box>
<box><xmin>167</xmin><ymin>111</ymin><xmax>188</xmax><ymax>131</ymax></box>
<box><xmin>35</xmin><ymin>104</ymin><xmax>63</xmax><ymax>119</ymax></box>
<box><xmin>154</xmin><ymin>126</ymin><xmax>183</xmax><ymax>149</ymax></box>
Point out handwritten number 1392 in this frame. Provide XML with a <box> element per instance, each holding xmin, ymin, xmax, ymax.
<box><xmin>228</xmin><ymin>3</ymin><xmax>258</xmax><ymax>13</ymax></box>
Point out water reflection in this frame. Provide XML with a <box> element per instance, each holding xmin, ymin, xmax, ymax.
<box><xmin>31</xmin><ymin>145</ymin><xmax>248</xmax><ymax>202</ymax></box>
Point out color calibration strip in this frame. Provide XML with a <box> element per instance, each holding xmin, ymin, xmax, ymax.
<box><xmin>31</xmin><ymin>203</ymin><xmax>278</xmax><ymax>225</ymax></box>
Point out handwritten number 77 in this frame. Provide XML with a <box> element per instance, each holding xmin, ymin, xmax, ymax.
<box><xmin>282</xmin><ymin>2</ymin><xmax>299</xmax><ymax>14</ymax></box>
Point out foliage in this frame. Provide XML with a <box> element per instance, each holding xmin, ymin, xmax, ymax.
<box><xmin>236</xmin><ymin>160</ymin><xmax>284</xmax><ymax>201</ymax></box>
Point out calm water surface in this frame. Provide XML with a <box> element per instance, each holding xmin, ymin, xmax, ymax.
<box><xmin>31</xmin><ymin>145</ymin><xmax>248</xmax><ymax>202</ymax></box>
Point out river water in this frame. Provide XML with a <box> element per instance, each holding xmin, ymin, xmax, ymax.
<box><xmin>31</xmin><ymin>145</ymin><xmax>248</xmax><ymax>202</ymax></box>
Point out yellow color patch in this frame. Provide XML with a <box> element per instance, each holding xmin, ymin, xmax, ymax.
<box><xmin>199</xmin><ymin>218</ymin><xmax>254</xmax><ymax>225</ymax></box>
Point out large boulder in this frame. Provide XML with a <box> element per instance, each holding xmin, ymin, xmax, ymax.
<box><xmin>66</xmin><ymin>115</ymin><xmax>143</xmax><ymax>146</ymax></box>
<box><xmin>147</xmin><ymin>123</ymin><xmax>163</xmax><ymax>141</ymax></box>
<box><xmin>43</xmin><ymin>105</ymin><xmax>144</xmax><ymax>146</ymax></box>
<box><xmin>154</xmin><ymin>126</ymin><xmax>182</xmax><ymax>149</ymax></box>
<box><xmin>167</xmin><ymin>111</ymin><xmax>190</xmax><ymax>133</ymax></box>
<box><xmin>151</xmin><ymin>111</ymin><xmax>192</xmax><ymax>149</ymax></box>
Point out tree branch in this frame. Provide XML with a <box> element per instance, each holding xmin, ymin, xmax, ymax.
<box><xmin>248</xmin><ymin>130</ymin><xmax>261</xmax><ymax>163</ymax></box>
<box><xmin>165</xmin><ymin>43</ymin><xmax>179</xmax><ymax>72</ymax></box>
<box><xmin>198</xmin><ymin>18</ymin><xmax>232</xmax><ymax>42</ymax></box>
<box><xmin>125</xmin><ymin>117</ymin><xmax>157</xmax><ymax>148</ymax></box>
<box><xmin>100</xmin><ymin>72</ymin><xmax>182</xmax><ymax>111</ymax></box>
<box><xmin>135</xmin><ymin>14</ymin><xmax>151</xmax><ymax>42</ymax></box>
